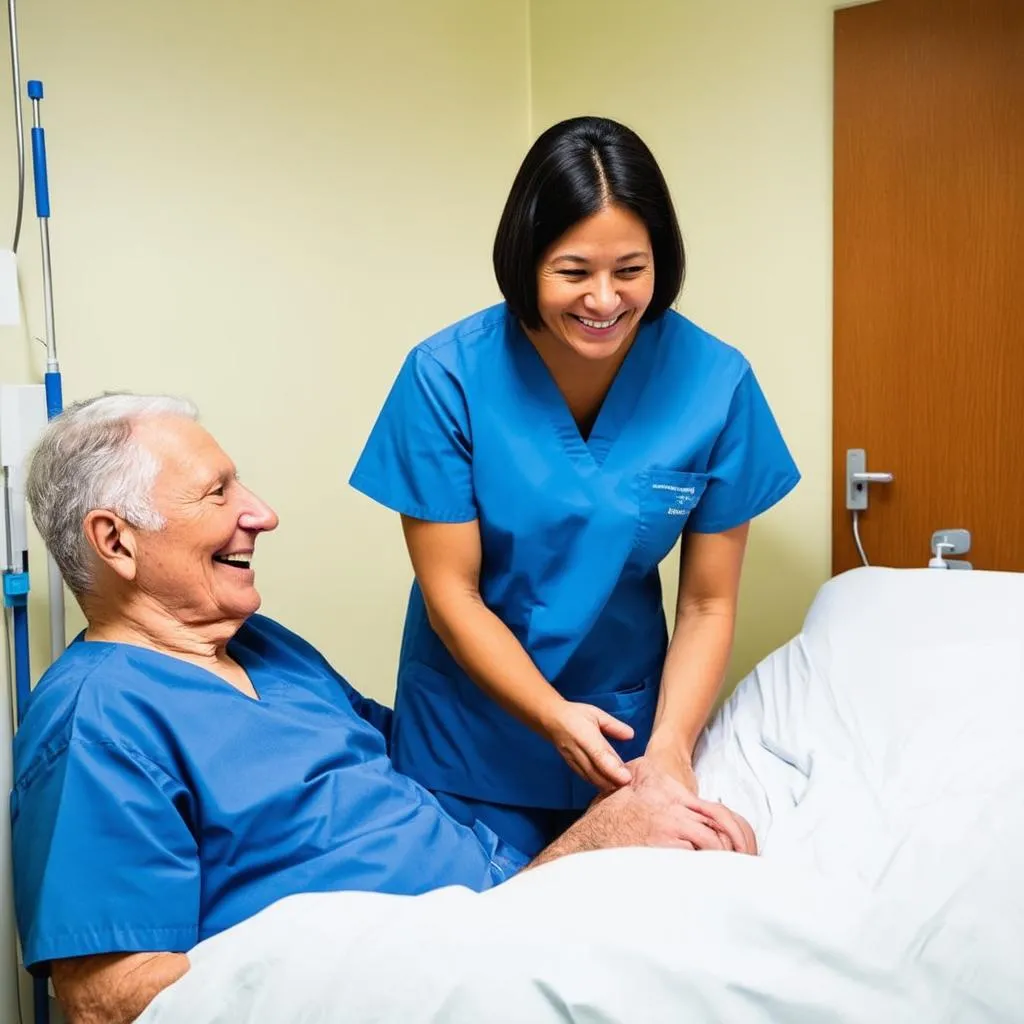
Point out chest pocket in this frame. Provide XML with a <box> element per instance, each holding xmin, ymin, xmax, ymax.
<box><xmin>634</xmin><ymin>469</ymin><xmax>709</xmax><ymax>565</ymax></box>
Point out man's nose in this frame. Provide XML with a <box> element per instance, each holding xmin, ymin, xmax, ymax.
<box><xmin>238</xmin><ymin>488</ymin><xmax>279</xmax><ymax>532</ymax></box>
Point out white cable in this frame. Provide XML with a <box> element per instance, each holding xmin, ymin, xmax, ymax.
<box><xmin>851</xmin><ymin>509</ymin><xmax>869</xmax><ymax>567</ymax></box>
<box><xmin>6</xmin><ymin>0</ymin><xmax>25</xmax><ymax>252</ymax></box>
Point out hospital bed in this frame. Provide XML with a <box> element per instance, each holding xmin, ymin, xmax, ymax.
<box><xmin>135</xmin><ymin>565</ymin><xmax>1024</xmax><ymax>1022</ymax></box>
<box><xmin>9</xmin><ymin>566</ymin><xmax>1024</xmax><ymax>1023</ymax></box>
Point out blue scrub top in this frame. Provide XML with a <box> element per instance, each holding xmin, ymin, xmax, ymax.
<box><xmin>11</xmin><ymin>616</ymin><xmax>526</xmax><ymax>972</ymax></box>
<box><xmin>350</xmin><ymin>304</ymin><xmax>799</xmax><ymax>810</ymax></box>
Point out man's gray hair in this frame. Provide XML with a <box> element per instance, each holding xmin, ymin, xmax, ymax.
<box><xmin>26</xmin><ymin>392</ymin><xmax>199</xmax><ymax>596</ymax></box>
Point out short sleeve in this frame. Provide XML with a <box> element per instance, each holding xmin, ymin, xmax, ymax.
<box><xmin>349</xmin><ymin>348</ymin><xmax>477</xmax><ymax>522</ymax></box>
<box><xmin>12</xmin><ymin>738</ymin><xmax>200</xmax><ymax>971</ymax></box>
<box><xmin>688</xmin><ymin>366</ymin><xmax>801</xmax><ymax>534</ymax></box>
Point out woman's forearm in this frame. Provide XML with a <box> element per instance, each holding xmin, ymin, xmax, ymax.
<box><xmin>425</xmin><ymin>591</ymin><xmax>564</xmax><ymax>735</ymax></box>
<box><xmin>650</xmin><ymin>603</ymin><xmax>736</xmax><ymax>758</ymax></box>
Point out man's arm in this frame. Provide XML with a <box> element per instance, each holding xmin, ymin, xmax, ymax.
<box><xmin>12</xmin><ymin>738</ymin><xmax>200</xmax><ymax>1018</ymax></box>
<box><xmin>309</xmin><ymin>642</ymin><xmax>394</xmax><ymax>745</ymax></box>
<box><xmin>344</xmin><ymin>687</ymin><xmax>394</xmax><ymax>745</ymax></box>
<box><xmin>51</xmin><ymin>952</ymin><xmax>189</xmax><ymax>1024</ymax></box>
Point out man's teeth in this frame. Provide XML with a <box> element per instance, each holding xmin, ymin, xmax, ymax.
<box><xmin>578</xmin><ymin>314</ymin><xmax>622</xmax><ymax>329</ymax></box>
<box><xmin>216</xmin><ymin>553</ymin><xmax>252</xmax><ymax>566</ymax></box>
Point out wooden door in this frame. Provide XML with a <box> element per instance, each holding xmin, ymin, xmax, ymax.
<box><xmin>832</xmin><ymin>0</ymin><xmax>1024</xmax><ymax>573</ymax></box>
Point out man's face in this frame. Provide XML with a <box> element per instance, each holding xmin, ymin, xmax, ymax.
<box><xmin>130</xmin><ymin>417</ymin><xmax>279</xmax><ymax>626</ymax></box>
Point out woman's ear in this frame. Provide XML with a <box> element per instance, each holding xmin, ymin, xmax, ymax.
<box><xmin>82</xmin><ymin>510</ymin><xmax>138</xmax><ymax>583</ymax></box>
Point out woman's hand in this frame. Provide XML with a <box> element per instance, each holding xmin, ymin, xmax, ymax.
<box><xmin>540</xmin><ymin>700</ymin><xmax>634</xmax><ymax>790</ymax></box>
<box><xmin>642</xmin><ymin>736</ymin><xmax>698</xmax><ymax>794</ymax></box>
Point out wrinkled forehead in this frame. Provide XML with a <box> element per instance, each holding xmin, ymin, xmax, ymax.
<box><xmin>132</xmin><ymin>416</ymin><xmax>234</xmax><ymax>498</ymax></box>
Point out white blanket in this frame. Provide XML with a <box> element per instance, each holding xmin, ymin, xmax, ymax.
<box><xmin>140</xmin><ymin>568</ymin><xmax>1024</xmax><ymax>1023</ymax></box>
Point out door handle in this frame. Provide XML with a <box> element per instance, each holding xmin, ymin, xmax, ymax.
<box><xmin>846</xmin><ymin>450</ymin><xmax>894</xmax><ymax>511</ymax></box>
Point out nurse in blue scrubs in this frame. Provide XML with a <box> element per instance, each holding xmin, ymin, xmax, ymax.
<box><xmin>350</xmin><ymin>115</ymin><xmax>800</xmax><ymax>857</ymax></box>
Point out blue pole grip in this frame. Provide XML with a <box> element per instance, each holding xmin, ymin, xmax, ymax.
<box><xmin>31</xmin><ymin>127</ymin><xmax>50</xmax><ymax>218</ymax></box>
<box><xmin>44</xmin><ymin>372</ymin><xmax>63</xmax><ymax>419</ymax></box>
<box><xmin>33</xmin><ymin>975</ymin><xmax>49</xmax><ymax>1024</ymax></box>
<box><xmin>9</xmin><ymin>591</ymin><xmax>31</xmax><ymax>725</ymax></box>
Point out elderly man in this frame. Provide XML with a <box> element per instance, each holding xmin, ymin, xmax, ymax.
<box><xmin>12</xmin><ymin>394</ymin><xmax>754</xmax><ymax>1024</ymax></box>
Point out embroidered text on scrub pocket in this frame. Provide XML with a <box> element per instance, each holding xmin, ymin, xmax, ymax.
<box><xmin>651</xmin><ymin>481</ymin><xmax>699</xmax><ymax>516</ymax></box>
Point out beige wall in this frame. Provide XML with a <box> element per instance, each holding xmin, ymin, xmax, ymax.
<box><xmin>0</xmin><ymin>4</ymin><xmax>855</xmax><ymax>1016</ymax></box>
<box><xmin>0</xmin><ymin>0</ymin><xmax>530</xmax><ymax>698</ymax></box>
<box><xmin>0</xmin><ymin>0</ymin><xmax>845</xmax><ymax>705</ymax></box>
<box><xmin>531</xmin><ymin>0</ymin><xmax>840</xmax><ymax>689</ymax></box>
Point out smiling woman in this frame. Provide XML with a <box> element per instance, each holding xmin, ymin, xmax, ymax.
<box><xmin>530</xmin><ymin>205</ymin><xmax>656</xmax><ymax>434</ymax></box>
<box><xmin>539</xmin><ymin>211</ymin><xmax>652</xmax><ymax>349</ymax></box>
<box><xmin>349</xmin><ymin>115</ymin><xmax>801</xmax><ymax>857</ymax></box>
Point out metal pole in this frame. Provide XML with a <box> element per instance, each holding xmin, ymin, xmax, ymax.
<box><xmin>27</xmin><ymin>80</ymin><xmax>65</xmax><ymax>663</ymax></box>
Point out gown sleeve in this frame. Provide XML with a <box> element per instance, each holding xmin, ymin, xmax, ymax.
<box><xmin>349</xmin><ymin>348</ymin><xmax>477</xmax><ymax>522</ymax></box>
<box><xmin>688</xmin><ymin>365</ymin><xmax>801</xmax><ymax>534</ymax></box>
<box><xmin>12</xmin><ymin>737</ymin><xmax>200</xmax><ymax>971</ymax></box>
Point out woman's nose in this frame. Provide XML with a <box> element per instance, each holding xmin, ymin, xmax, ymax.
<box><xmin>583</xmin><ymin>275</ymin><xmax>619</xmax><ymax>315</ymax></box>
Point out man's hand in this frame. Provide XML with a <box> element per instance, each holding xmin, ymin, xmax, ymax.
<box><xmin>540</xmin><ymin>699</ymin><xmax>634</xmax><ymax>790</ymax></box>
<box><xmin>528</xmin><ymin>760</ymin><xmax>757</xmax><ymax>869</ymax></box>
<box><xmin>626</xmin><ymin>757</ymin><xmax>757</xmax><ymax>855</ymax></box>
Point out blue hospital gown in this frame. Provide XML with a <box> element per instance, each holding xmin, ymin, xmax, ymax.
<box><xmin>11</xmin><ymin>616</ymin><xmax>526</xmax><ymax>971</ymax></box>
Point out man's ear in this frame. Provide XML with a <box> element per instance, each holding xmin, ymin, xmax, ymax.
<box><xmin>82</xmin><ymin>510</ymin><xmax>139</xmax><ymax>583</ymax></box>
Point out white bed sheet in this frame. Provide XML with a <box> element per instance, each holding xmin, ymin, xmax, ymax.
<box><xmin>139</xmin><ymin>568</ymin><xmax>1024</xmax><ymax>1023</ymax></box>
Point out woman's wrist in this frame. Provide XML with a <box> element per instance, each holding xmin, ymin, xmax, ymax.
<box><xmin>645</xmin><ymin>728</ymin><xmax>693</xmax><ymax>765</ymax></box>
<box><xmin>534</xmin><ymin>691</ymin><xmax>568</xmax><ymax>738</ymax></box>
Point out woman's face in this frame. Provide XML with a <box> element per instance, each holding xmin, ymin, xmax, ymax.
<box><xmin>532</xmin><ymin>204</ymin><xmax>655</xmax><ymax>362</ymax></box>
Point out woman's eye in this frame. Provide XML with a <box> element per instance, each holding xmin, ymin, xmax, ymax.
<box><xmin>559</xmin><ymin>269</ymin><xmax>587</xmax><ymax>278</ymax></box>
<box><xmin>211</xmin><ymin>486</ymin><xmax>225</xmax><ymax>498</ymax></box>
<box><xmin>619</xmin><ymin>266</ymin><xmax>646</xmax><ymax>276</ymax></box>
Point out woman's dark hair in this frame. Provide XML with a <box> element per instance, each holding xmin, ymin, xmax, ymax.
<box><xmin>493</xmin><ymin>116</ymin><xmax>685</xmax><ymax>329</ymax></box>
